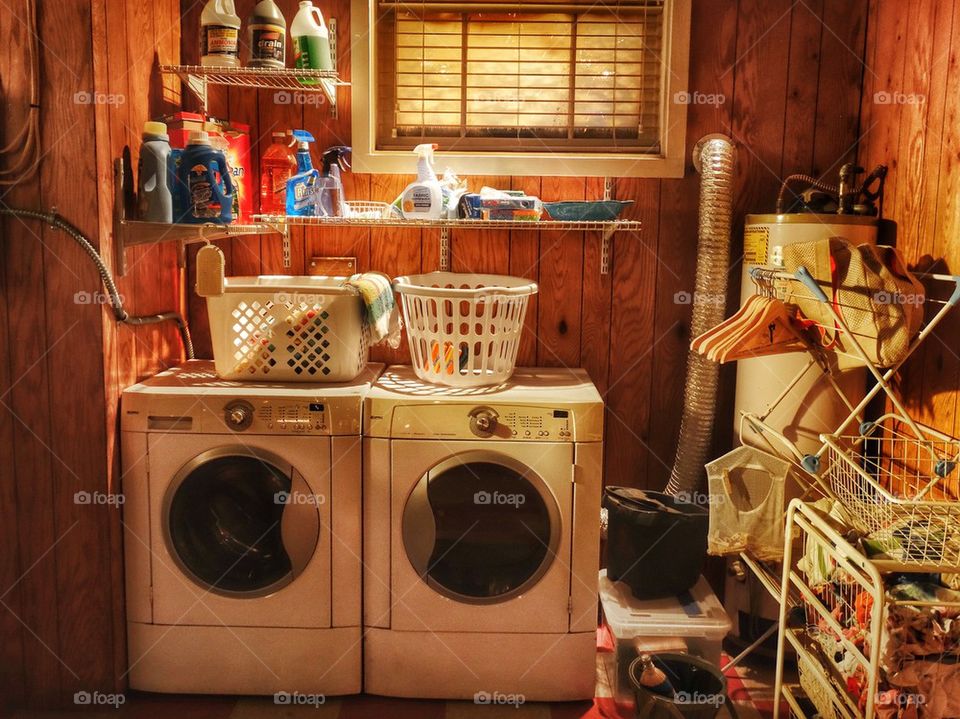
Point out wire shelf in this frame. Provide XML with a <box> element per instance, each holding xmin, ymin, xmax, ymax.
<box><xmin>253</xmin><ymin>213</ymin><xmax>643</xmax><ymax>233</ymax></box>
<box><xmin>159</xmin><ymin>64</ymin><xmax>347</xmax><ymax>111</ymax></box>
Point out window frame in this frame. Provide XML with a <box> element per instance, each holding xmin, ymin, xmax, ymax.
<box><xmin>350</xmin><ymin>0</ymin><xmax>691</xmax><ymax>178</ymax></box>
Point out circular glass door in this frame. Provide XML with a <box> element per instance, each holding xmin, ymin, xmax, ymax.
<box><xmin>402</xmin><ymin>452</ymin><xmax>560</xmax><ymax>604</ymax></box>
<box><xmin>164</xmin><ymin>447</ymin><xmax>320</xmax><ymax>597</ymax></box>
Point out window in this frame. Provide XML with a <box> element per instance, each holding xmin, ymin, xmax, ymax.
<box><xmin>351</xmin><ymin>0</ymin><xmax>691</xmax><ymax>177</ymax></box>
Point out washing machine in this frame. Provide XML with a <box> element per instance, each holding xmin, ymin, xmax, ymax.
<box><xmin>363</xmin><ymin>365</ymin><xmax>604</xmax><ymax>701</ymax></box>
<box><xmin>120</xmin><ymin>360</ymin><xmax>382</xmax><ymax>695</ymax></box>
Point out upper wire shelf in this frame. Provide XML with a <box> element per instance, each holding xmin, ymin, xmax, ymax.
<box><xmin>159</xmin><ymin>64</ymin><xmax>346</xmax><ymax>112</ymax></box>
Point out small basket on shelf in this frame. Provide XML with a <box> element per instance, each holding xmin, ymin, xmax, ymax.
<box><xmin>393</xmin><ymin>272</ymin><xmax>537</xmax><ymax>388</ymax></box>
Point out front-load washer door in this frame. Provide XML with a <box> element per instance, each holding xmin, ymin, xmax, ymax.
<box><xmin>391</xmin><ymin>440</ymin><xmax>573</xmax><ymax>633</ymax></box>
<box><xmin>144</xmin><ymin>433</ymin><xmax>332</xmax><ymax>628</ymax></box>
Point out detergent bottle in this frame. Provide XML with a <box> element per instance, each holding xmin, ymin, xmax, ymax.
<box><xmin>318</xmin><ymin>145</ymin><xmax>351</xmax><ymax>217</ymax></box>
<box><xmin>200</xmin><ymin>0</ymin><xmax>241</xmax><ymax>67</ymax></box>
<box><xmin>247</xmin><ymin>0</ymin><xmax>286</xmax><ymax>68</ymax></box>
<box><xmin>176</xmin><ymin>130</ymin><xmax>234</xmax><ymax>224</ymax></box>
<box><xmin>286</xmin><ymin>129</ymin><xmax>321</xmax><ymax>216</ymax></box>
<box><xmin>399</xmin><ymin>143</ymin><xmax>443</xmax><ymax>219</ymax></box>
<box><xmin>137</xmin><ymin>121</ymin><xmax>173</xmax><ymax>223</ymax></box>
<box><xmin>291</xmin><ymin>1</ymin><xmax>333</xmax><ymax>85</ymax></box>
<box><xmin>259</xmin><ymin>131</ymin><xmax>296</xmax><ymax>215</ymax></box>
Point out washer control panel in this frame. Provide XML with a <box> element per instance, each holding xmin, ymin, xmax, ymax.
<box><xmin>220</xmin><ymin>399</ymin><xmax>330</xmax><ymax>434</ymax></box>
<box><xmin>384</xmin><ymin>403</ymin><xmax>576</xmax><ymax>440</ymax></box>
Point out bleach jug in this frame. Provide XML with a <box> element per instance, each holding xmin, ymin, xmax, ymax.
<box><xmin>291</xmin><ymin>1</ymin><xmax>333</xmax><ymax>85</ymax></box>
<box><xmin>247</xmin><ymin>0</ymin><xmax>286</xmax><ymax>69</ymax></box>
<box><xmin>177</xmin><ymin>130</ymin><xmax>234</xmax><ymax>224</ymax></box>
<box><xmin>201</xmin><ymin>0</ymin><xmax>241</xmax><ymax>67</ymax></box>
<box><xmin>137</xmin><ymin>121</ymin><xmax>173</xmax><ymax>223</ymax></box>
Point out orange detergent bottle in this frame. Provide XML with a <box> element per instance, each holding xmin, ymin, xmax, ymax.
<box><xmin>259</xmin><ymin>132</ymin><xmax>296</xmax><ymax>215</ymax></box>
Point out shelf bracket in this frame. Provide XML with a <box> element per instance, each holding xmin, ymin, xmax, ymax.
<box><xmin>325</xmin><ymin>18</ymin><xmax>338</xmax><ymax>118</ymax></box>
<box><xmin>186</xmin><ymin>73</ymin><xmax>208</xmax><ymax>114</ymax></box>
<box><xmin>600</xmin><ymin>225</ymin><xmax>615</xmax><ymax>276</ymax></box>
<box><xmin>439</xmin><ymin>226</ymin><xmax>451</xmax><ymax>272</ymax></box>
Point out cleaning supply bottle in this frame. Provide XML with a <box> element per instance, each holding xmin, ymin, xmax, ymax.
<box><xmin>137</xmin><ymin>121</ymin><xmax>173</xmax><ymax>223</ymax></box>
<box><xmin>247</xmin><ymin>0</ymin><xmax>286</xmax><ymax>69</ymax></box>
<box><xmin>635</xmin><ymin>655</ymin><xmax>676</xmax><ymax>698</ymax></box>
<box><xmin>286</xmin><ymin>129</ymin><xmax>321</xmax><ymax>216</ymax></box>
<box><xmin>399</xmin><ymin>143</ymin><xmax>443</xmax><ymax>219</ymax></box>
<box><xmin>200</xmin><ymin>0</ymin><xmax>241</xmax><ymax>67</ymax></box>
<box><xmin>291</xmin><ymin>1</ymin><xmax>333</xmax><ymax>85</ymax></box>
<box><xmin>318</xmin><ymin>145</ymin><xmax>351</xmax><ymax>217</ymax></box>
<box><xmin>177</xmin><ymin>130</ymin><xmax>234</xmax><ymax>224</ymax></box>
<box><xmin>259</xmin><ymin>131</ymin><xmax>296</xmax><ymax>215</ymax></box>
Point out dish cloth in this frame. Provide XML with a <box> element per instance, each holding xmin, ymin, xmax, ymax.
<box><xmin>344</xmin><ymin>272</ymin><xmax>402</xmax><ymax>348</ymax></box>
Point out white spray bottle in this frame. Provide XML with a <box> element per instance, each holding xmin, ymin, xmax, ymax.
<box><xmin>399</xmin><ymin>143</ymin><xmax>443</xmax><ymax>220</ymax></box>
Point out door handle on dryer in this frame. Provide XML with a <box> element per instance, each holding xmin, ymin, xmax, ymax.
<box><xmin>280</xmin><ymin>469</ymin><xmax>321</xmax><ymax>580</ymax></box>
<box><xmin>401</xmin><ymin>476</ymin><xmax>437</xmax><ymax>578</ymax></box>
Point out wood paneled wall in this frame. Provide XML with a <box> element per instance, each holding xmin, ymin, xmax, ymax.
<box><xmin>856</xmin><ymin>0</ymin><xmax>960</xmax><ymax>439</ymax></box>
<box><xmin>181</xmin><ymin>0</ymin><xmax>868</xmax><ymax>491</ymax></box>
<box><xmin>0</xmin><ymin>0</ymin><xmax>183</xmax><ymax>710</ymax></box>
<box><xmin>0</xmin><ymin>0</ymin><xmax>871</xmax><ymax>709</ymax></box>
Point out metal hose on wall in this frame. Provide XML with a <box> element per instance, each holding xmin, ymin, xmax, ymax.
<box><xmin>665</xmin><ymin>134</ymin><xmax>736</xmax><ymax>496</ymax></box>
<box><xmin>0</xmin><ymin>206</ymin><xmax>195</xmax><ymax>359</ymax></box>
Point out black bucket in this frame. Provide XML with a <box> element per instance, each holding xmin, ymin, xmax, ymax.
<box><xmin>603</xmin><ymin>488</ymin><xmax>708</xmax><ymax>599</ymax></box>
<box><xmin>629</xmin><ymin>653</ymin><xmax>737</xmax><ymax>719</ymax></box>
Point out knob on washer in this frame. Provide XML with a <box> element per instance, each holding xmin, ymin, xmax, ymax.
<box><xmin>469</xmin><ymin>407</ymin><xmax>498</xmax><ymax>437</ymax></box>
<box><xmin>224</xmin><ymin>400</ymin><xmax>254</xmax><ymax>431</ymax></box>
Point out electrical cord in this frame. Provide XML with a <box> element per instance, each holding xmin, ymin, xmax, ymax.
<box><xmin>0</xmin><ymin>206</ymin><xmax>195</xmax><ymax>359</ymax></box>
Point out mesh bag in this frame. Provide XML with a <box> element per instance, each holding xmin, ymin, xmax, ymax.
<box><xmin>705</xmin><ymin>445</ymin><xmax>790</xmax><ymax>561</ymax></box>
<box><xmin>780</xmin><ymin>238</ymin><xmax>924</xmax><ymax>367</ymax></box>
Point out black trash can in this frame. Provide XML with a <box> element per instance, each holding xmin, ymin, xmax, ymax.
<box><xmin>603</xmin><ymin>487</ymin><xmax>708</xmax><ymax>599</ymax></box>
<box><xmin>629</xmin><ymin>653</ymin><xmax>737</xmax><ymax>719</ymax></box>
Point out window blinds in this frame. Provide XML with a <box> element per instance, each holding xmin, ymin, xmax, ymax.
<box><xmin>375</xmin><ymin>0</ymin><xmax>664</xmax><ymax>153</ymax></box>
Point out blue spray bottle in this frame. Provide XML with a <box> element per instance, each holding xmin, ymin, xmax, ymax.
<box><xmin>285</xmin><ymin>129</ymin><xmax>321</xmax><ymax>216</ymax></box>
<box><xmin>176</xmin><ymin>130</ymin><xmax>234</xmax><ymax>224</ymax></box>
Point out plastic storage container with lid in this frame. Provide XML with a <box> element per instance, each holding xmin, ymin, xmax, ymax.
<box><xmin>600</xmin><ymin>569</ymin><xmax>731</xmax><ymax>705</ymax></box>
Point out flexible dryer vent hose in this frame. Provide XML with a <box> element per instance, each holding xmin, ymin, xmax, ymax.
<box><xmin>0</xmin><ymin>206</ymin><xmax>195</xmax><ymax>359</ymax></box>
<box><xmin>665</xmin><ymin>135</ymin><xmax>736</xmax><ymax>496</ymax></box>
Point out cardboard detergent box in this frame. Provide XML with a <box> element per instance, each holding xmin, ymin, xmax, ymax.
<box><xmin>163</xmin><ymin>113</ymin><xmax>253</xmax><ymax>221</ymax></box>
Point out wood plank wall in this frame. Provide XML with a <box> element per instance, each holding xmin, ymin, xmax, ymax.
<box><xmin>0</xmin><ymin>0</ymin><xmax>870</xmax><ymax>709</ymax></box>
<box><xmin>180</xmin><ymin>0</ymin><xmax>868</xmax><ymax>491</ymax></box>
<box><xmin>0</xmin><ymin>0</ymin><xmax>183</xmax><ymax>710</ymax></box>
<box><xmin>857</xmin><ymin>0</ymin><xmax>960</xmax><ymax>440</ymax></box>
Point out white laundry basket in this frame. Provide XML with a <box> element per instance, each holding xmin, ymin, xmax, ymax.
<box><xmin>206</xmin><ymin>276</ymin><xmax>369</xmax><ymax>382</ymax></box>
<box><xmin>394</xmin><ymin>272</ymin><xmax>537</xmax><ymax>387</ymax></box>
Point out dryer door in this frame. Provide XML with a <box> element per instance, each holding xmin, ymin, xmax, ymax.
<box><xmin>145</xmin><ymin>434</ymin><xmax>332</xmax><ymax>628</ymax></box>
<box><xmin>392</xmin><ymin>440</ymin><xmax>573</xmax><ymax>633</ymax></box>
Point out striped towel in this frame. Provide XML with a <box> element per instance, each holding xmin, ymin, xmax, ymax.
<box><xmin>344</xmin><ymin>272</ymin><xmax>402</xmax><ymax>348</ymax></box>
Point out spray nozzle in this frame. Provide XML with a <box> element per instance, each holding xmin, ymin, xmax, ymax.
<box><xmin>322</xmin><ymin>145</ymin><xmax>352</xmax><ymax>174</ymax></box>
<box><xmin>413</xmin><ymin>143</ymin><xmax>438</xmax><ymax>162</ymax></box>
<box><xmin>290</xmin><ymin>129</ymin><xmax>316</xmax><ymax>151</ymax></box>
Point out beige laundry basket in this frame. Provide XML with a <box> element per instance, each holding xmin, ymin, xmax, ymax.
<box><xmin>206</xmin><ymin>276</ymin><xmax>369</xmax><ymax>382</ymax></box>
<box><xmin>394</xmin><ymin>272</ymin><xmax>537</xmax><ymax>387</ymax></box>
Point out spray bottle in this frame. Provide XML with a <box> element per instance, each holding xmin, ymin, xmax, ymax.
<box><xmin>318</xmin><ymin>146</ymin><xmax>351</xmax><ymax>217</ymax></box>
<box><xmin>286</xmin><ymin>129</ymin><xmax>321</xmax><ymax>216</ymax></box>
<box><xmin>399</xmin><ymin>143</ymin><xmax>443</xmax><ymax>220</ymax></box>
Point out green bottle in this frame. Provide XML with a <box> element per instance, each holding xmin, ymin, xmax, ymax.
<box><xmin>291</xmin><ymin>1</ymin><xmax>333</xmax><ymax>86</ymax></box>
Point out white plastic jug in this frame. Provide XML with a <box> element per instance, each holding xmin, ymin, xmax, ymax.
<box><xmin>291</xmin><ymin>1</ymin><xmax>333</xmax><ymax>82</ymax></box>
<box><xmin>200</xmin><ymin>0</ymin><xmax>241</xmax><ymax>67</ymax></box>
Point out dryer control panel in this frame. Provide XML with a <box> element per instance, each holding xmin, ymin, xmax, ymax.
<box><xmin>375</xmin><ymin>402</ymin><xmax>602</xmax><ymax>441</ymax></box>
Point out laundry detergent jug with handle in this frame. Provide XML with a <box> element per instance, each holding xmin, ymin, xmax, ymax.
<box><xmin>137</xmin><ymin>121</ymin><xmax>173</xmax><ymax>223</ymax></box>
<box><xmin>200</xmin><ymin>0</ymin><xmax>241</xmax><ymax>67</ymax></box>
<box><xmin>291</xmin><ymin>1</ymin><xmax>333</xmax><ymax>85</ymax></box>
<box><xmin>176</xmin><ymin>131</ymin><xmax>234</xmax><ymax>224</ymax></box>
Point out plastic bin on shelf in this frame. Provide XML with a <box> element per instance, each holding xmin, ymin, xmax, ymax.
<box><xmin>393</xmin><ymin>272</ymin><xmax>537</xmax><ymax>388</ymax></box>
<box><xmin>206</xmin><ymin>276</ymin><xmax>369</xmax><ymax>382</ymax></box>
<box><xmin>600</xmin><ymin>569</ymin><xmax>731</xmax><ymax>704</ymax></box>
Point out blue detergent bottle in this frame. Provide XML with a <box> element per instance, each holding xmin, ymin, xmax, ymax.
<box><xmin>286</xmin><ymin>129</ymin><xmax>321</xmax><ymax>216</ymax></box>
<box><xmin>176</xmin><ymin>130</ymin><xmax>234</xmax><ymax>224</ymax></box>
